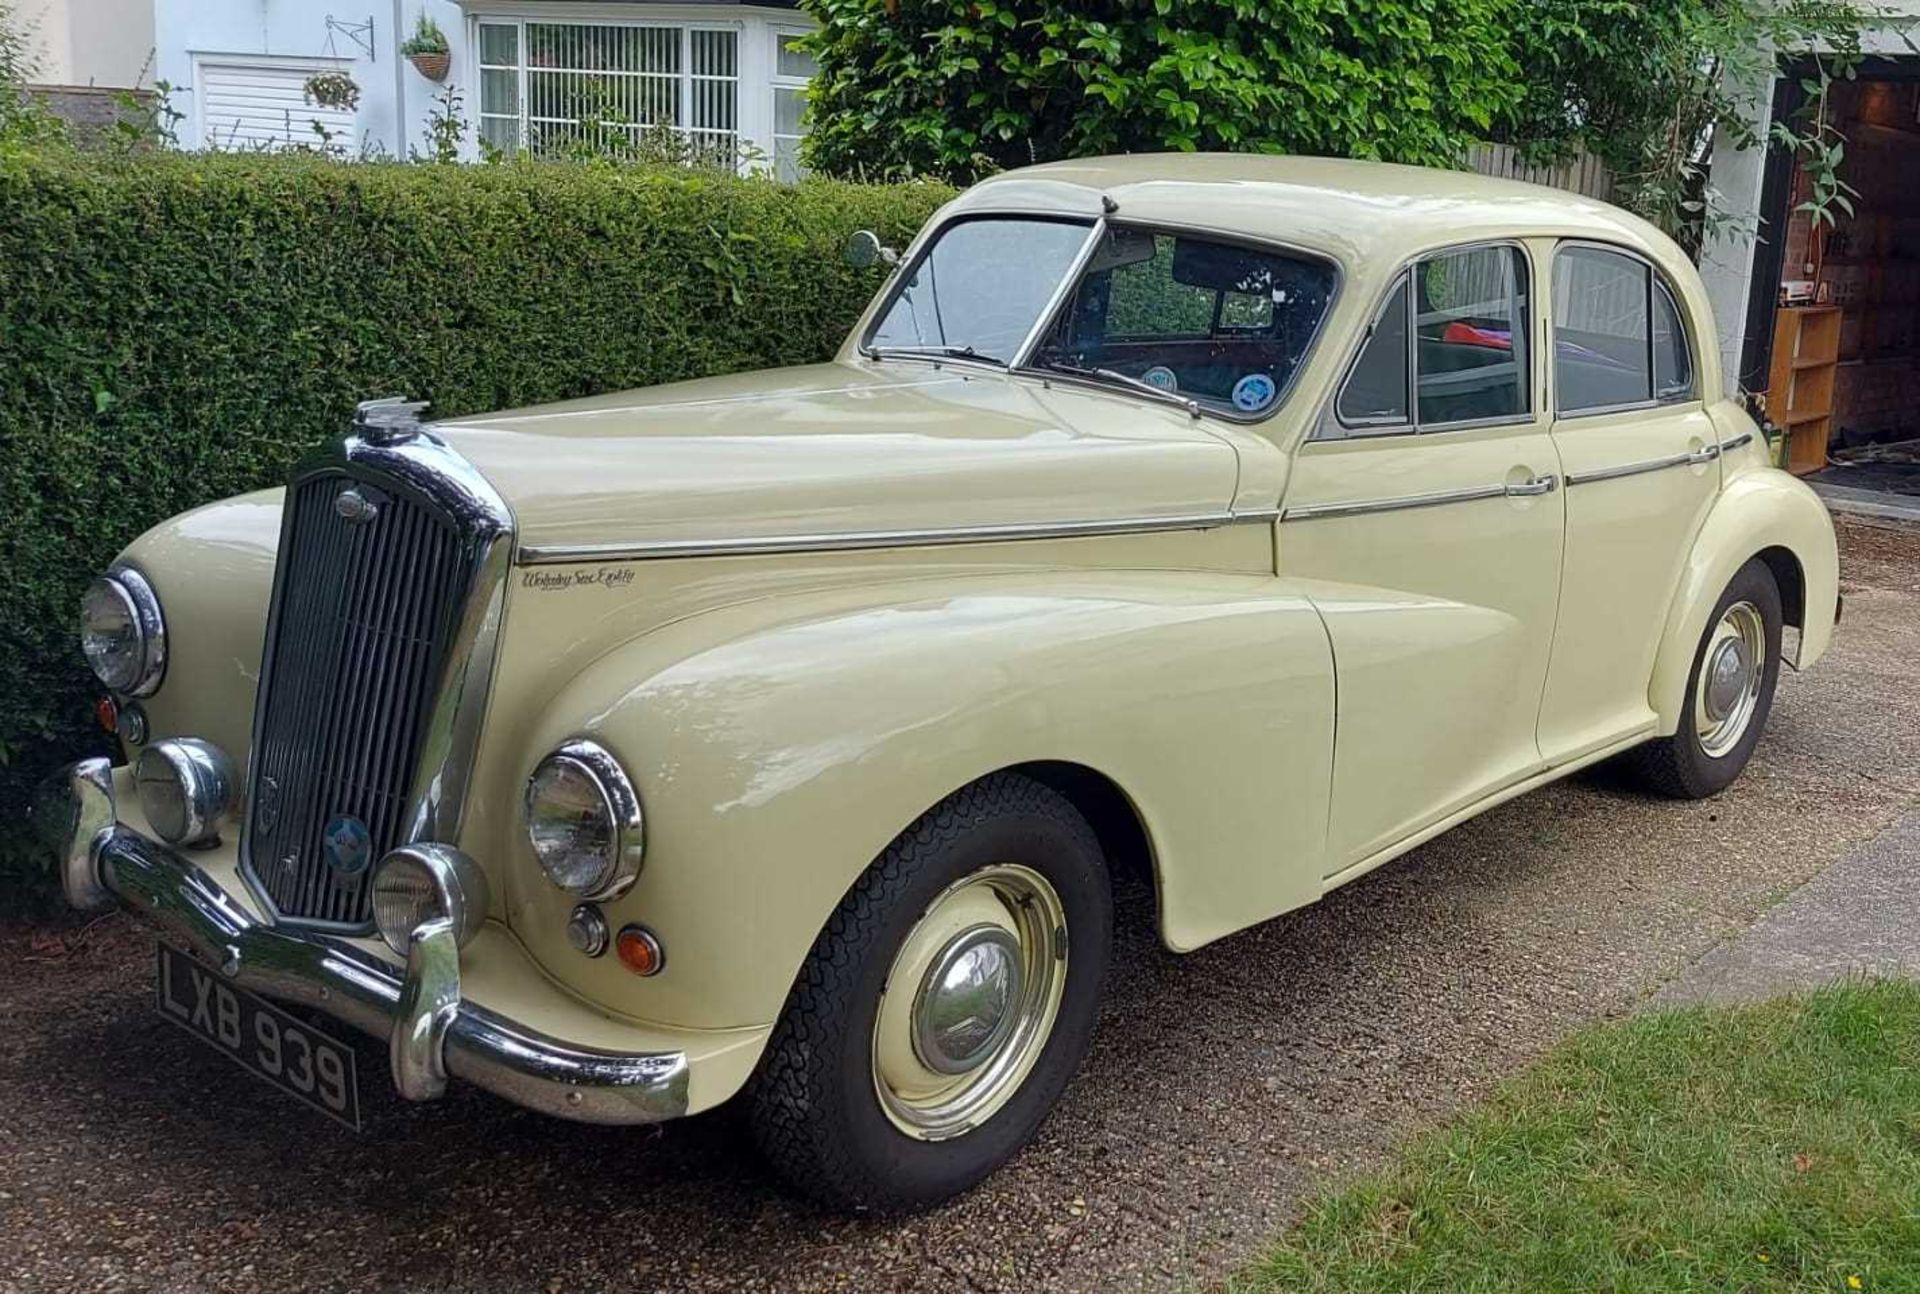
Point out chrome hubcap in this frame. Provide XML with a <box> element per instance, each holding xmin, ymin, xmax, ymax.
<box><xmin>872</xmin><ymin>864</ymin><xmax>1067</xmax><ymax>1141</ymax></box>
<box><xmin>1694</xmin><ymin>600</ymin><xmax>1765</xmax><ymax>758</ymax></box>
<box><xmin>913</xmin><ymin>925</ymin><xmax>1024</xmax><ymax>1074</ymax></box>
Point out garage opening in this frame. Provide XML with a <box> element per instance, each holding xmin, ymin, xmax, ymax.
<box><xmin>1746</xmin><ymin>57</ymin><xmax>1920</xmax><ymax>494</ymax></box>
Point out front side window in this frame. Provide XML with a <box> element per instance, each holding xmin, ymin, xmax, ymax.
<box><xmin>476</xmin><ymin>21</ymin><xmax>739</xmax><ymax>165</ymax></box>
<box><xmin>1415</xmin><ymin>245</ymin><xmax>1529</xmax><ymax>425</ymax></box>
<box><xmin>1332</xmin><ymin>243</ymin><xmax>1530</xmax><ymax>433</ymax></box>
<box><xmin>1030</xmin><ymin>228</ymin><xmax>1337</xmax><ymax>418</ymax></box>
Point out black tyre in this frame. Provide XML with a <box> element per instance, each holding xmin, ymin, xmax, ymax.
<box><xmin>1630</xmin><ymin>557</ymin><xmax>1783</xmax><ymax>799</ymax></box>
<box><xmin>747</xmin><ymin>771</ymin><xmax>1112</xmax><ymax>1213</ymax></box>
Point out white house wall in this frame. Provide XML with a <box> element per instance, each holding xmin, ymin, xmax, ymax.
<box><xmin>18</xmin><ymin>0</ymin><xmax>155</xmax><ymax>89</ymax></box>
<box><xmin>152</xmin><ymin>0</ymin><xmax>813</xmax><ymax>163</ymax></box>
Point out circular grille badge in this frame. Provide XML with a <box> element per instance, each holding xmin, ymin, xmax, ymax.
<box><xmin>322</xmin><ymin>814</ymin><xmax>373</xmax><ymax>877</ymax></box>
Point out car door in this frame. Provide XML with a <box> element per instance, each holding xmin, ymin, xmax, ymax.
<box><xmin>1535</xmin><ymin>242</ymin><xmax>1722</xmax><ymax>761</ymax></box>
<box><xmin>1280</xmin><ymin>242</ymin><xmax>1565</xmax><ymax>878</ymax></box>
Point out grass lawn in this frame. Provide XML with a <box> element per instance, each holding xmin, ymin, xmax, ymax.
<box><xmin>1237</xmin><ymin>980</ymin><xmax>1920</xmax><ymax>1293</ymax></box>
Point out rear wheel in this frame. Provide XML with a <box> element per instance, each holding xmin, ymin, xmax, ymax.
<box><xmin>747</xmin><ymin>772</ymin><xmax>1112</xmax><ymax>1213</ymax></box>
<box><xmin>1630</xmin><ymin>558</ymin><xmax>1783</xmax><ymax>799</ymax></box>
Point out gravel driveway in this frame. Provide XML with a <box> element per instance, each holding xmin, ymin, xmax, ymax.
<box><xmin>5</xmin><ymin>516</ymin><xmax>1917</xmax><ymax>1294</ymax></box>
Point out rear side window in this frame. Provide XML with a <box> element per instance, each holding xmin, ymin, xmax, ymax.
<box><xmin>1554</xmin><ymin>245</ymin><xmax>1695</xmax><ymax>413</ymax></box>
<box><xmin>1330</xmin><ymin>243</ymin><xmax>1529</xmax><ymax>434</ymax></box>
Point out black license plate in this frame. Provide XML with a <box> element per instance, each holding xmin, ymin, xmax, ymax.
<box><xmin>155</xmin><ymin>942</ymin><xmax>362</xmax><ymax>1130</ymax></box>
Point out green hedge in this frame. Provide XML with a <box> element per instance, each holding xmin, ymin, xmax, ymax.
<box><xmin>0</xmin><ymin>150</ymin><xmax>952</xmax><ymax>908</ymax></box>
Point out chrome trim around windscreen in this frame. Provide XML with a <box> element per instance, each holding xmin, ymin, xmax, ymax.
<box><xmin>517</xmin><ymin>508</ymin><xmax>1280</xmax><ymax>565</ymax></box>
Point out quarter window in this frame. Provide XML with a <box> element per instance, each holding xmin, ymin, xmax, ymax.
<box><xmin>1653</xmin><ymin>280</ymin><xmax>1694</xmax><ymax>403</ymax></box>
<box><xmin>1553</xmin><ymin>245</ymin><xmax>1695</xmax><ymax>413</ymax></box>
<box><xmin>1336</xmin><ymin>276</ymin><xmax>1410</xmax><ymax>425</ymax></box>
<box><xmin>1332</xmin><ymin>243</ymin><xmax>1530</xmax><ymax>433</ymax></box>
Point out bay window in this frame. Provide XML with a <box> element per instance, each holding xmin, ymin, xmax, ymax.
<box><xmin>476</xmin><ymin>18</ymin><xmax>741</xmax><ymax>165</ymax></box>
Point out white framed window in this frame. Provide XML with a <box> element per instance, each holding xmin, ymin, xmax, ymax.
<box><xmin>475</xmin><ymin>17</ymin><xmax>740</xmax><ymax>164</ymax></box>
<box><xmin>770</xmin><ymin>26</ymin><xmax>816</xmax><ymax>181</ymax></box>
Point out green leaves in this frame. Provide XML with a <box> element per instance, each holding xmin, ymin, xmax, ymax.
<box><xmin>800</xmin><ymin>0</ymin><xmax>1524</xmax><ymax>181</ymax></box>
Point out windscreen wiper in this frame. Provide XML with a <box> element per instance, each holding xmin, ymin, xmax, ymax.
<box><xmin>1034</xmin><ymin>358</ymin><xmax>1201</xmax><ymax>418</ymax></box>
<box><xmin>869</xmin><ymin>344</ymin><xmax>1007</xmax><ymax>367</ymax></box>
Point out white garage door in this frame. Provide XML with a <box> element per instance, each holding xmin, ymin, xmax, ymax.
<box><xmin>197</xmin><ymin>58</ymin><xmax>356</xmax><ymax>152</ymax></box>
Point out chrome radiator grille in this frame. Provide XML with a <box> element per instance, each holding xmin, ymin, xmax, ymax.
<box><xmin>240</xmin><ymin>432</ymin><xmax>510</xmax><ymax>932</ymax></box>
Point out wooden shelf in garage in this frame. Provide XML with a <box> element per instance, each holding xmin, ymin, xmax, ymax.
<box><xmin>1767</xmin><ymin>306</ymin><xmax>1842</xmax><ymax>476</ymax></box>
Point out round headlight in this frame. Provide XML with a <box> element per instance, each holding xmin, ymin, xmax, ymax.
<box><xmin>523</xmin><ymin>738</ymin><xmax>643</xmax><ymax>900</ymax></box>
<box><xmin>134</xmin><ymin>738</ymin><xmax>237</xmax><ymax>847</ymax></box>
<box><xmin>80</xmin><ymin>568</ymin><xmax>165</xmax><ymax>696</ymax></box>
<box><xmin>371</xmin><ymin>844</ymin><xmax>490</xmax><ymax>955</ymax></box>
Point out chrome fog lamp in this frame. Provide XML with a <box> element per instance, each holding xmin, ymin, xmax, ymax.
<box><xmin>80</xmin><ymin>568</ymin><xmax>166</xmax><ymax>696</ymax></box>
<box><xmin>371</xmin><ymin>844</ymin><xmax>490</xmax><ymax>955</ymax></box>
<box><xmin>134</xmin><ymin>738</ymin><xmax>236</xmax><ymax>847</ymax></box>
<box><xmin>523</xmin><ymin>738</ymin><xmax>644</xmax><ymax>901</ymax></box>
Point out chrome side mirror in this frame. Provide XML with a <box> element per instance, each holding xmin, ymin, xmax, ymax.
<box><xmin>844</xmin><ymin>229</ymin><xmax>899</xmax><ymax>269</ymax></box>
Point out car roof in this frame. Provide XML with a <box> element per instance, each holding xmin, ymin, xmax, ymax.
<box><xmin>949</xmin><ymin>153</ymin><xmax>1687</xmax><ymax>276</ymax></box>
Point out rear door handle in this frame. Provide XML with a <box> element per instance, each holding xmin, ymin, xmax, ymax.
<box><xmin>1505</xmin><ymin>474</ymin><xmax>1559</xmax><ymax>497</ymax></box>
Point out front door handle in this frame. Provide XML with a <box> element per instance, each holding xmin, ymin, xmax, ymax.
<box><xmin>1686</xmin><ymin>444</ymin><xmax>1721</xmax><ymax>465</ymax></box>
<box><xmin>1505</xmin><ymin>473</ymin><xmax>1559</xmax><ymax>498</ymax></box>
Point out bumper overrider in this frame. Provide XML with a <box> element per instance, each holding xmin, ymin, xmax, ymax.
<box><xmin>39</xmin><ymin>758</ymin><xmax>689</xmax><ymax>1126</ymax></box>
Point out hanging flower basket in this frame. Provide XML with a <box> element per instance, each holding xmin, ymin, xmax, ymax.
<box><xmin>400</xmin><ymin>13</ymin><xmax>451</xmax><ymax>82</ymax></box>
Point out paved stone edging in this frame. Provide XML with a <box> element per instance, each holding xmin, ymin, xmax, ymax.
<box><xmin>1656</xmin><ymin>806</ymin><xmax>1920</xmax><ymax>1005</ymax></box>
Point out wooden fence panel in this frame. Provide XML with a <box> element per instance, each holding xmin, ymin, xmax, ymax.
<box><xmin>1466</xmin><ymin>142</ymin><xmax>1615</xmax><ymax>202</ymax></box>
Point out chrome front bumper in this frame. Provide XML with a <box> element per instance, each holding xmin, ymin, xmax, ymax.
<box><xmin>40</xmin><ymin>759</ymin><xmax>689</xmax><ymax>1126</ymax></box>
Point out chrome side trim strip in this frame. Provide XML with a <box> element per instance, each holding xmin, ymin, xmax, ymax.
<box><xmin>1565</xmin><ymin>451</ymin><xmax>1697</xmax><ymax>486</ymax></box>
<box><xmin>1281</xmin><ymin>475</ymin><xmax>1559</xmax><ymax>523</ymax></box>
<box><xmin>516</xmin><ymin>508</ymin><xmax>1282</xmax><ymax>565</ymax></box>
<box><xmin>1564</xmin><ymin>432</ymin><xmax>1752</xmax><ymax>489</ymax></box>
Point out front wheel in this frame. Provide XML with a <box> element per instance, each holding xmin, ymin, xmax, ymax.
<box><xmin>1630</xmin><ymin>557</ymin><xmax>1783</xmax><ymax>799</ymax></box>
<box><xmin>747</xmin><ymin>772</ymin><xmax>1112</xmax><ymax>1213</ymax></box>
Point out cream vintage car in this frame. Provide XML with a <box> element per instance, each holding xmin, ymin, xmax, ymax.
<box><xmin>42</xmin><ymin>155</ymin><xmax>1838</xmax><ymax>1212</ymax></box>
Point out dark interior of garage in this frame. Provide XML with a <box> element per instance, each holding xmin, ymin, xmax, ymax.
<box><xmin>1751</xmin><ymin>64</ymin><xmax>1920</xmax><ymax>495</ymax></box>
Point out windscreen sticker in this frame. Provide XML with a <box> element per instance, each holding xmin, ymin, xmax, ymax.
<box><xmin>1141</xmin><ymin>365</ymin><xmax>1179</xmax><ymax>393</ymax></box>
<box><xmin>1231</xmin><ymin>372</ymin><xmax>1277</xmax><ymax>413</ymax></box>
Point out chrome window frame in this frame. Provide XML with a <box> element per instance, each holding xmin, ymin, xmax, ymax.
<box><xmin>1316</xmin><ymin>238</ymin><xmax>1536</xmax><ymax>442</ymax></box>
<box><xmin>1550</xmin><ymin>239</ymin><xmax>1700</xmax><ymax>419</ymax></box>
